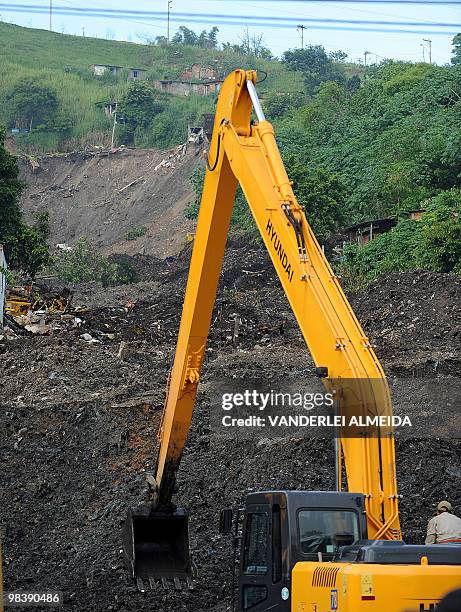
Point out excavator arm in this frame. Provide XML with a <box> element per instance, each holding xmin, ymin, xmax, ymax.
<box><xmin>123</xmin><ymin>69</ymin><xmax>401</xmax><ymax>586</ymax></box>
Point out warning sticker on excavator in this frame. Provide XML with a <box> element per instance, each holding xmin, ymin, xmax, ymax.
<box><xmin>330</xmin><ymin>589</ymin><xmax>338</xmax><ymax>610</ymax></box>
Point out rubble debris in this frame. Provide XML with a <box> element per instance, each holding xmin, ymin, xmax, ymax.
<box><xmin>116</xmin><ymin>340</ymin><xmax>129</xmax><ymax>360</ymax></box>
<box><xmin>24</xmin><ymin>322</ymin><xmax>51</xmax><ymax>336</ymax></box>
<box><xmin>119</xmin><ymin>176</ymin><xmax>144</xmax><ymax>193</ymax></box>
<box><xmin>154</xmin><ymin>144</ymin><xmax>187</xmax><ymax>172</ymax></box>
<box><xmin>0</xmin><ymin>246</ymin><xmax>459</xmax><ymax>611</ymax></box>
<box><xmin>81</xmin><ymin>332</ymin><xmax>99</xmax><ymax>344</ymax></box>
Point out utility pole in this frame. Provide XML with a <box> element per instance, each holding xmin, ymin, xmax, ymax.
<box><xmin>297</xmin><ymin>24</ymin><xmax>307</xmax><ymax>49</ymax></box>
<box><xmin>167</xmin><ymin>0</ymin><xmax>173</xmax><ymax>44</ymax></box>
<box><xmin>420</xmin><ymin>43</ymin><xmax>425</xmax><ymax>62</ymax></box>
<box><xmin>423</xmin><ymin>38</ymin><xmax>432</xmax><ymax>64</ymax></box>
<box><xmin>111</xmin><ymin>111</ymin><xmax>117</xmax><ymax>150</ymax></box>
<box><xmin>49</xmin><ymin>0</ymin><xmax>52</xmax><ymax>31</ymax></box>
<box><xmin>364</xmin><ymin>50</ymin><xmax>371</xmax><ymax>67</ymax></box>
<box><xmin>82</xmin><ymin>27</ymin><xmax>85</xmax><ymax>37</ymax></box>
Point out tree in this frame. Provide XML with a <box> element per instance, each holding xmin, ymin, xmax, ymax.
<box><xmin>451</xmin><ymin>33</ymin><xmax>461</xmax><ymax>65</ymax></box>
<box><xmin>329</xmin><ymin>50</ymin><xmax>348</xmax><ymax>62</ymax></box>
<box><xmin>234</xmin><ymin>28</ymin><xmax>273</xmax><ymax>59</ymax></box>
<box><xmin>198</xmin><ymin>26</ymin><xmax>219</xmax><ymax>49</ymax></box>
<box><xmin>263</xmin><ymin>92</ymin><xmax>307</xmax><ymax>119</ymax></box>
<box><xmin>4</xmin><ymin>78</ymin><xmax>59</xmax><ymax>130</ymax></box>
<box><xmin>0</xmin><ymin>126</ymin><xmax>49</xmax><ymax>276</ymax></box>
<box><xmin>118</xmin><ymin>82</ymin><xmax>164</xmax><ymax>143</ymax></box>
<box><xmin>282</xmin><ymin>46</ymin><xmax>346</xmax><ymax>94</ymax></box>
<box><xmin>171</xmin><ymin>25</ymin><xmax>219</xmax><ymax>48</ymax></box>
<box><xmin>172</xmin><ymin>26</ymin><xmax>198</xmax><ymax>46</ymax></box>
<box><xmin>416</xmin><ymin>189</ymin><xmax>461</xmax><ymax>273</ymax></box>
<box><xmin>154</xmin><ymin>35</ymin><xmax>168</xmax><ymax>46</ymax></box>
<box><xmin>347</xmin><ymin>75</ymin><xmax>361</xmax><ymax>93</ymax></box>
<box><xmin>49</xmin><ymin>237</ymin><xmax>135</xmax><ymax>286</ymax></box>
<box><xmin>288</xmin><ymin>164</ymin><xmax>347</xmax><ymax>241</ymax></box>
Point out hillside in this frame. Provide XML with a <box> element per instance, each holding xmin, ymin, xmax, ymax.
<box><xmin>0</xmin><ymin>22</ymin><xmax>151</xmax><ymax>71</ymax></box>
<box><xmin>0</xmin><ymin>22</ymin><xmax>305</xmax><ymax>153</ymax></box>
<box><xmin>18</xmin><ymin>146</ymin><xmax>202</xmax><ymax>258</ymax></box>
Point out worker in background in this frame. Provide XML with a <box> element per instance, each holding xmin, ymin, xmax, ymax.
<box><xmin>425</xmin><ymin>501</ymin><xmax>461</xmax><ymax>544</ymax></box>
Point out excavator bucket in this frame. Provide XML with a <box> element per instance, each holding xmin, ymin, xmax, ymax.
<box><xmin>122</xmin><ymin>506</ymin><xmax>193</xmax><ymax>587</ymax></box>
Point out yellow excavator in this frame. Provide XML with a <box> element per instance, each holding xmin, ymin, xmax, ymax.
<box><xmin>122</xmin><ymin>69</ymin><xmax>461</xmax><ymax>610</ymax></box>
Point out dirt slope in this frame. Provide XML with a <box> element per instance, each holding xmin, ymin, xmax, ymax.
<box><xmin>18</xmin><ymin>146</ymin><xmax>202</xmax><ymax>259</ymax></box>
<box><xmin>1</xmin><ymin>245</ymin><xmax>460</xmax><ymax>611</ymax></box>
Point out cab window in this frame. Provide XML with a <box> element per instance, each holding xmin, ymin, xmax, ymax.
<box><xmin>298</xmin><ymin>509</ymin><xmax>359</xmax><ymax>558</ymax></box>
<box><xmin>243</xmin><ymin>512</ymin><xmax>268</xmax><ymax>575</ymax></box>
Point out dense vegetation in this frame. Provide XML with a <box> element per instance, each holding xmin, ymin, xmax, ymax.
<box><xmin>343</xmin><ymin>190</ymin><xmax>461</xmax><ymax>281</ymax></box>
<box><xmin>271</xmin><ymin>55</ymin><xmax>461</xmax><ymax>279</ymax></box>
<box><xmin>0</xmin><ymin>126</ymin><xmax>49</xmax><ymax>277</ymax></box>
<box><xmin>188</xmin><ymin>48</ymin><xmax>461</xmax><ymax>280</ymax></box>
<box><xmin>1</xmin><ymin>21</ymin><xmax>460</xmax><ymax>280</ymax></box>
<box><xmin>48</xmin><ymin>237</ymin><xmax>136</xmax><ymax>286</ymax></box>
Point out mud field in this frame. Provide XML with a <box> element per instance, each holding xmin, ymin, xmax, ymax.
<box><xmin>1</xmin><ymin>244</ymin><xmax>460</xmax><ymax>611</ymax></box>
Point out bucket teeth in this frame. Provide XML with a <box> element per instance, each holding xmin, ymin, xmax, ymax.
<box><xmin>135</xmin><ymin>576</ymin><xmax>194</xmax><ymax>591</ymax></box>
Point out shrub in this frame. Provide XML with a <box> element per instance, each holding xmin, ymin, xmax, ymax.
<box><xmin>125</xmin><ymin>226</ymin><xmax>147</xmax><ymax>240</ymax></box>
<box><xmin>49</xmin><ymin>237</ymin><xmax>135</xmax><ymax>286</ymax></box>
<box><xmin>342</xmin><ymin>189</ymin><xmax>461</xmax><ymax>280</ymax></box>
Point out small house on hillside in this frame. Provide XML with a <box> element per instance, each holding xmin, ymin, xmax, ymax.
<box><xmin>92</xmin><ymin>64</ymin><xmax>122</xmax><ymax>76</ymax></box>
<box><xmin>154</xmin><ymin>79</ymin><xmax>221</xmax><ymax>96</ymax></box>
<box><xmin>128</xmin><ymin>68</ymin><xmax>147</xmax><ymax>81</ymax></box>
<box><xmin>180</xmin><ymin>63</ymin><xmax>217</xmax><ymax>81</ymax></box>
<box><xmin>344</xmin><ymin>209</ymin><xmax>426</xmax><ymax>247</ymax></box>
<box><xmin>91</xmin><ymin>64</ymin><xmax>147</xmax><ymax>80</ymax></box>
<box><xmin>153</xmin><ymin>63</ymin><xmax>221</xmax><ymax>97</ymax></box>
<box><xmin>345</xmin><ymin>217</ymin><xmax>396</xmax><ymax>247</ymax></box>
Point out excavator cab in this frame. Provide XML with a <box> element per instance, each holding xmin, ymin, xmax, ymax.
<box><xmin>122</xmin><ymin>506</ymin><xmax>193</xmax><ymax>588</ymax></box>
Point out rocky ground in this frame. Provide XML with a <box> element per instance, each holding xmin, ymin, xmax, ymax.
<box><xmin>1</xmin><ymin>244</ymin><xmax>460</xmax><ymax>611</ymax></box>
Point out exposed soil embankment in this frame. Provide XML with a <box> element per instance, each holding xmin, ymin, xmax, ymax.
<box><xmin>18</xmin><ymin>146</ymin><xmax>202</xmax><ymax>259</ymax></box>
<box><xmin>1</xmin><ymin>245</ymin><xmax>460</xmax><ymax>611</ymax></box>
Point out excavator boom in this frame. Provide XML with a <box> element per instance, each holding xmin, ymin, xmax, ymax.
<box><xmin>123</xmin><ymin>69</ymin><xmax>401</xmax><ymax>585</ymax></box>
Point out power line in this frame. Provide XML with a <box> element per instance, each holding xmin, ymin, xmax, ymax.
<box><xmin>201</xmin><ymin>0</ymin><xmax>461</xmax><ymax>3</ymax></box>
<box><xmin>0</xmin><ymin>5</ymin><xmax>459</xmax><ymax>33</ymax></box>
<box><xmin>1</xmin><ymin>3</ymin><xmax>460</xmax><ymax>27</ymax></box>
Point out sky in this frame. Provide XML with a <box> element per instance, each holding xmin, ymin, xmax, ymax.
<box><xmin>0</xmin><ymin>0</ymin><xmax>459</xmax><ymax>64</ymax></box>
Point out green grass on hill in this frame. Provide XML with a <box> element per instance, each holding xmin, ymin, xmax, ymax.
<box><xmin>0</xmin><ymin>21</ymin><xmax>326</xmax><ymax>153</ymax></box>
<box><xmin>0</xmin><ymin>22</ymin><xmax>360</xmax><ymax>153</ymax></box>
<box><xmin>0</xmin><ymin>22</ymin><xmax>152</xmax><ymax>70</ymax></box>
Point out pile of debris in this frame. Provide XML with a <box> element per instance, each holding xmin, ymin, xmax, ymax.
<box><xmin>154</xmin><ymin>143</ymin><xmax>187</xmax><ymax>172</ymax></box>
<box><xmin>2</xmin><ymin>283</ymin><xmax>73</xmax><ymax>338</ymax></box>
<box><xmin>0</xmin><ymin>245</ymin><xmax>460</xmax><ymax>612</ymax></box>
